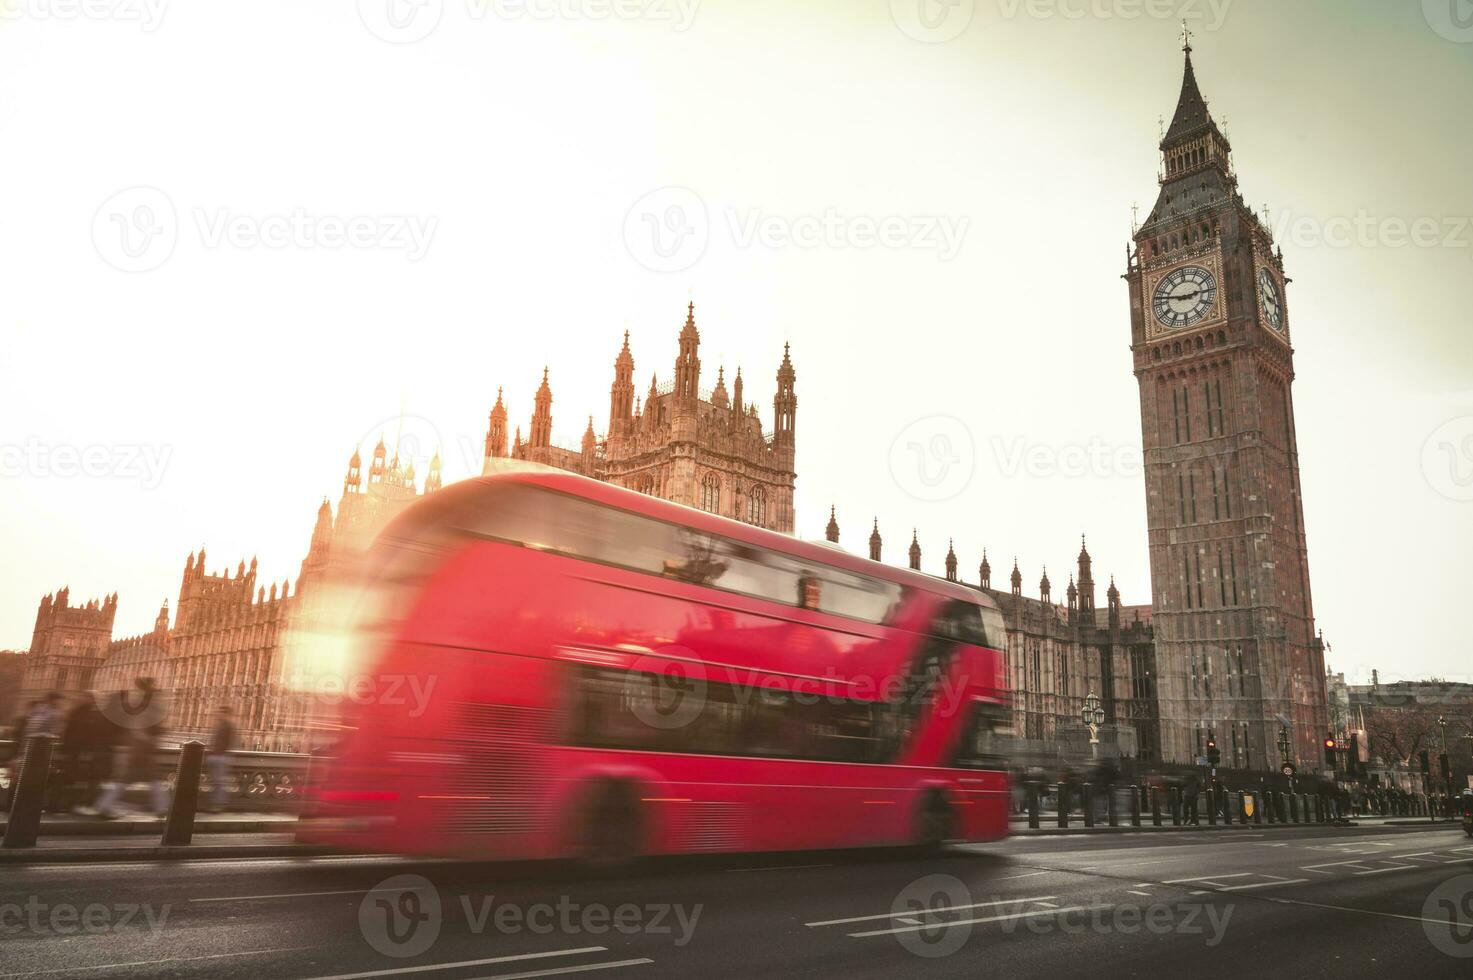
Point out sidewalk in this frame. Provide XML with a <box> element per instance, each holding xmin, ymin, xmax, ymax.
<box><xmin>0</xmin><ymin>811</ymin><xmax>297</xmax><ymax>836</ymax></box>
<box><xmin>0</xmin><ymin>831</ymin><xmax>324</xmax><ymax>864</ymax></box>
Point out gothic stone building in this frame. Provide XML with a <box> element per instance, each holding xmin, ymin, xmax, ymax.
<box><xmin>835</xmin><ymin>517</ymin><xmax>1162</xmax><ymax>762</ymax></box>
<box><xmin>1127</xmin><ymin>39</ymin><xmax>1328</xmax><ymax>768</ymax></box>
<box><xmin>486</xmin><ymin>302</ymin><xmax>798</xmax><ymax>533</ymax></box>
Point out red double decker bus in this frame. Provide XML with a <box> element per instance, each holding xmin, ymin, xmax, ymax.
<box><xmin>300</xmin><ymin>470</ymin><xmax>1012</xmax><ymax>862</ymax></box>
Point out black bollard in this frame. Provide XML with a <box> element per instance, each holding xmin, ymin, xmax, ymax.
<box><xmin>1108</xmin><ymin>786</ymin><xmax>1119</xmax><ymax>827</ymax></box>
<box><xmin>1057</xmin><ymin>782</ymin><xmax>1069</xmax><ymax>829</ymax></box>
<box><xmin>1288</xmin><ymin>793</ymin><xmax>1300</xmax><ymax>823</ymax></box>
<box><xmin>1207</xmin><ymin>788</ymin><xmax>1218</xmax><ymax>826</ymax></box>
<box><xmin>1028</xmin><ymin>784</ymin><xmax>1041</xmax><ymax>830</ymax></box>
<box><xmin>3</xmin><ymin>735</ymin><xmax>57</xmax><ymax>849</ymax></box>
<box><xmin>1223</xmin><ymin>791</ymin><xmax>1234</xmax><ymax>826</ymax></box>
<box><xmin>1151</xmin><ymin>786</ymin><xmax>1163</xmax><ymax>827</ymax></box>
<box><xmin>1130</xmin><ymin>785</ymin><xmax>1142</xmax><ymax>827</ymax></box>
<box><xmin>161</xmin><ymin>740</ymin><xmax>205</xmax><ymax>846</ymax></box>
<box><xmin>1083</xmin><ymin>783</ymin><xmax>1095</xmax><ymax>828</ymax></box>
<box><xmin>1170</xmin><ymin>786</ymin><xmax>1182</xmax><ymax>827</ymax></box>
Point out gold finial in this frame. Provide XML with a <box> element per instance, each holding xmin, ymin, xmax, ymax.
<box><xmin>1180</xmin><ymin>20</ymin><xmax>1193</xmax><ymax>53</ymax></box>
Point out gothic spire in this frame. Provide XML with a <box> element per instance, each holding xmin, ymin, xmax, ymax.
<box><xmin>825</xmin><ymin>505</ymin><xmax>839</xmax><ymax>543</ymax></box>
<box><xmin>868</xmin><ymin>518</ymin><xmax>882</xmax><ymax>562</ymax></box>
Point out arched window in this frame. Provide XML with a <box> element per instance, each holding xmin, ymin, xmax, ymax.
<box><xmin>700</xmin><ymin>473</ymin><xmax>720</xmax><ymax>513</ymax></box>
<box><xmin>747</xmin><ymin>485</ymin><xmax>767</xmax><ymax>526</ymax></box>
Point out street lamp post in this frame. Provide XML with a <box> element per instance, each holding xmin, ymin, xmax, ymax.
<box><xmin>1278</xmin><ymin>726</ymin><xmax>1295</xmax><ymax>794</ymax></box>
<box><xmin>1082</xmin><ymin>692</ymin><xmax>1104</xmax><ymax>761</ymax></box>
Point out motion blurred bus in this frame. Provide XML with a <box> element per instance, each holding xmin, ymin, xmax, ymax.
<box><xmin>298</xmin><ymin>470</ymin><xmax>1012</xmax><ymax>862</ymax></box>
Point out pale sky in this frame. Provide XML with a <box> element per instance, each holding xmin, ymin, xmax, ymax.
<box><xmin>2</xmin><ymin>1</ymin><xmax>1470</xmax><ymax>686</ymax></box>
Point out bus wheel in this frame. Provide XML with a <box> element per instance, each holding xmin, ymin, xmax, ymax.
<box><xmin>913</xmin><ymin>791</ymin><xmax>954</xmax><ymax>855</ymax></box>
<box><xmin>575</xmin><ymin>781</ymin><xmax>642</xmax><ymax>872</ymax></box>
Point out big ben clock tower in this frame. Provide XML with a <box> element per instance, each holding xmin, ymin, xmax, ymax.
<box><xmin>1127</xmin><ymin>31</ymin><xmax>1328</xmax><ymax>770</ymax></box>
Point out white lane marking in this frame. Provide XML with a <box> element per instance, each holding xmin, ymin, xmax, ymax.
<box><xmin>1128</xmin><ymin>891</ymin><xmax>1153</xmax><ymax>897</ymax></box>
<box><xmin>806</xmin><ymin>896</ymin><xmax>1057</xmax><ymax>928</ymax></box>
<box><xmin>997</xmin><ymin>871</ymin><xmax>1053</xmax><ymax>881</ymax></box>
<box><xmin>896</xmin><ymin>917</ymin><xmax>923</xmax><ymax>925</ymax></box>
<box><xmin>1162</xmin><ymin>873</ymin><xmax>1253</xmax><ymax>884</ymax></box>
<box><xmin>1355</xmin><ymin>866</ymin><xmax>1417</xmax><ymax>875</ymax></box>
<box><xmin>1033</xmin><ymin>901</ymin><xmax>1059</xmax><ymax>908</ymax></box>
<box><xmin>1301</xmin><ymin>860</ymin><xmax>1376</xmax><ymax>871</ymax></box>
<box><xmin>1217</xmin><ymin>879</ymin><xmax>1310</xmax><ymax>891</ymax></box>
<box><xmin>446</xmin><ymin>959</ymin><xmax>653</xmax><ymax>980</ymax></box>
<box><xmin>848</xmin><ymin>904</ymin><xmax>1111</xmax><ymax>939</ymax></box>
<box><xmin>192</xmin><ymin>884</ymin><xmax>434</xmax><ymax>903</ymax></box>
<box><xmin>0</xmin><ymin>947</ymin><xmax>313</xmax><ymax>977</ymax></box>
<box><xmin>1263</xmin><ymin>894</ymin><xmax>1473</xmax><ymax>929</ymax></box>
<box><xmin>726</xmin><ymin>864</ymin><xmax>831</xmax><ymax>873</ymax></box>
<box><xmin>300</xmin><ymin>948</ymin><xmax>612</xmax><ymax>980</ymax></box>
<box><xmin>1389</xmin><ymin>852</ymin><xmax>1436</xmax><ymax>860</ymax></box>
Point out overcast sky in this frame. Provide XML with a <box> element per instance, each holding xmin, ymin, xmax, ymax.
<box><xmin>2</xmin><ymin>0</ymin><xmax>1470</xmax><ymax>686</ymax></box>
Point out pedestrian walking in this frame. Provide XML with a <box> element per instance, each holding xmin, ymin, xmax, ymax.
<box><xmin>25</xmin><ymin>692</ymin><xmax>63</xmax><ymax>738</ymax></box>
<box><xmin>94</xmin><ymin>678</ymin><xmax>170</xmax><ymax>818</ymax></box>
<box><xmin>1182</xmin><ymin>774</ymin><xmax>1201</xmax><ymax>825</ymax></box>
<box><xmin>206</xmin><ymin>705</ymin><xmax>236</xmax><ymax>812</ymax></box>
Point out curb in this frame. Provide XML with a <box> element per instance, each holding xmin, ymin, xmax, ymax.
<box><xmin>0</xmin><ymin>820</ymin><xmax>292</xmax><ymax>837</ymax></box>
<box><xmin>1009</xmin><ymin>821</ymin><xmax>1359</xmax><ymax>836</ymax></box>
<box><xmin>0</xmin><ymin>843</ymin><xmax>332</xmax><ymax>864</ymax></box>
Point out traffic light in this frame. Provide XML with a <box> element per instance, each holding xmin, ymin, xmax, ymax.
<box><xmin>1348</xmin><ymin>733</ymin><xmax>1362</xmax><ymax>779</ymax></box>
<box><xmin>1441</xmin><ymin>753</ymin><xmax>1453</xmax><ymax>782</ymax></box>
<box><xmin>1206</xmin><ymin>736</ymin><xmax>1221</xmax><ymax>768</ymax></box>
<box><xmin>1323</xmin><ymin>736</ymin><xmax>1338</xmax><ymax>768</ymax></box>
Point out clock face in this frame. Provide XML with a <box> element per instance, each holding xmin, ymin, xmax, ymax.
<box><xmin>1258</xmin><ymin>269</ymin><xmax>1284</xmax><ymax>331</ymax></box>
<box><xmin>1152</xmin><ymin>265</ymin><xmax>1218</xmax><ymax>329</ymax></box>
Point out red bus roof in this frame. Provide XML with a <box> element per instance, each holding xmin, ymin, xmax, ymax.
<box><xmin>386</xmin><ymin>466</ymin><xmax>998</xmax><ymax>613</ymax></box>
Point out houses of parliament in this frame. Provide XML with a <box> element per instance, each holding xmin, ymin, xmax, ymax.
<box><xmin>10</xmin><ymin>41</ymin><xmax>1329</xmax><ymax>771</ymax></box>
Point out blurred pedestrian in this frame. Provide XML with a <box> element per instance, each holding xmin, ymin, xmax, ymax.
<box><xmin>26</xmin><ymin>692</ymin><xmax>63</xmax><ymax>737</ymax></box>
<box><xmin>1182</xmin><ymin>774</ymin><xmax>1201</xmax><ymax>825</ymax></box>
<box><xmin>206</xmin><ymin>705</ymin><xmax>236</xmax><ymax>812</ymax></box>
<box><xmin>95</xmin><ymin>678</ymin><xmax>170</xmax><ymax>818</ymax></box>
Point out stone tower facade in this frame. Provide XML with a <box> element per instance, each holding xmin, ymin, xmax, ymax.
<box><xmin>1127</xmin><ymin>38</ymin><xmax>1326</xmax><ymax>767</ymax></box>
<box><xmin>17</xmin><ymin>588</ymin><xmax>118</xmax><ymax>706</ymax></box>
